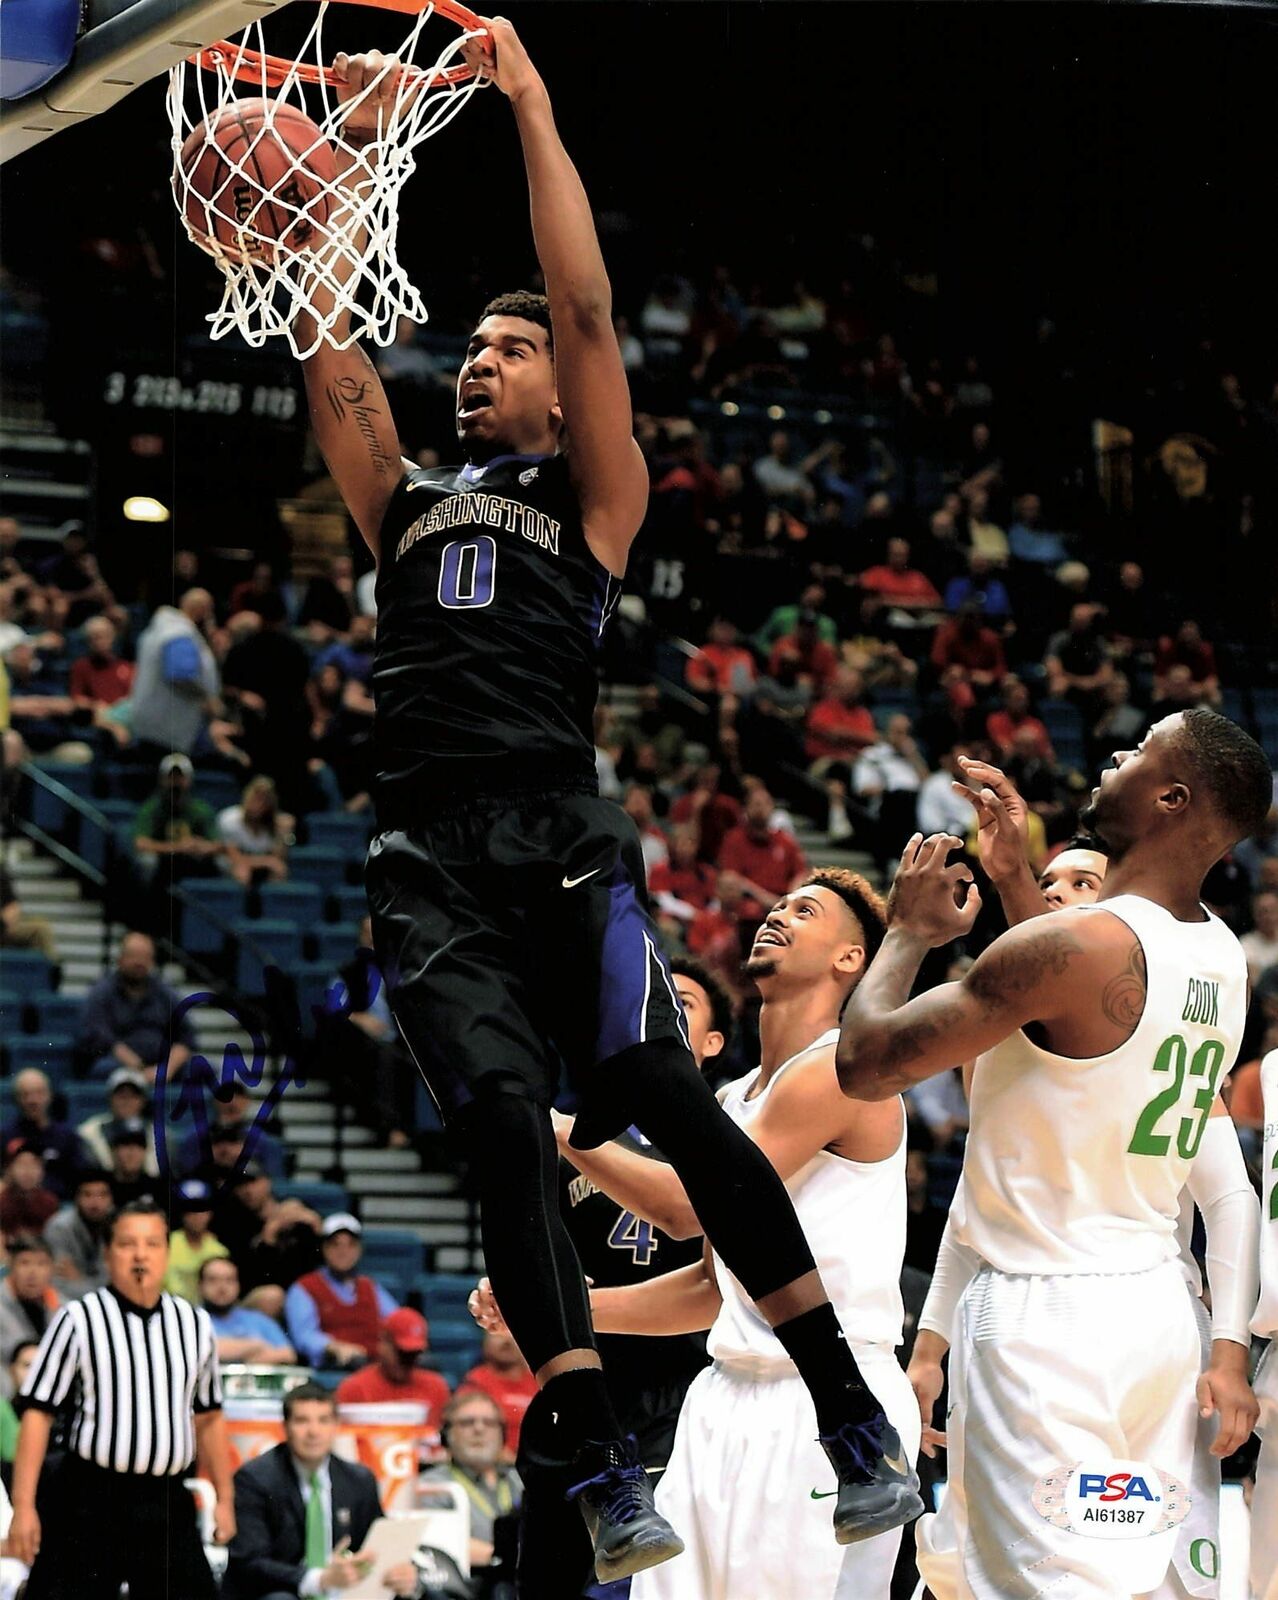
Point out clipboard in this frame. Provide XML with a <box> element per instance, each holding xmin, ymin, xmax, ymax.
<box><xmin>344</xmin><ymin>1514</ymin><xmax>433</xmax><ymax>1599</ymax></box>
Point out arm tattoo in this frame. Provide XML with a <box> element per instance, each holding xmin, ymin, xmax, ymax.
<box><xmin>1100</xmin><ymin>935</ymin><xmax>1146</xmax><ymax>1030</ymax></box>
<box><xmin>967</xmin><ymin>926</ymin><xmax>1085</xmax><ymax>1010</ymax></box>
<box><xmin>324</xmin><ymin>353</ymin><xmax>396</xmax><ymax>477</ymax></box>
<box><xmin>876</xmin><ymin>1017</ymin><xmax>948</xmax><ymax>1076</ymax></box>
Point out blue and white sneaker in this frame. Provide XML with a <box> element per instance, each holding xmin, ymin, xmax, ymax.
<box><xmin>818</xmin><ymin>1414</ymin><xmax>924</xmax><ymax>1545</ymax></box>
<box><xmin>567</xmin><ymin>1436</ymin><xmax>685</xmax><ymax>1582</ymax></box>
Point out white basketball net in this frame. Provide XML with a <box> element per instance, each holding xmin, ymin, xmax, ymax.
<box><xmin>167</xmin><ymin>3</ymin><xmax>486</xmax><ymax>358</ymax></box>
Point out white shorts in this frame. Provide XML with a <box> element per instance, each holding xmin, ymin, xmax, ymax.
<box><xmin>938</xmin><ymin>1261</ymin><xmax>1200</xmax><ymax>1600</ymax></box>
<box><xmin>631</xmin><ymin>1345</ymin><xmax>919</xmax><ymax>1600</ymax></box>
<box><xmin>1149</xmin><ymin>1296</ymin><xmax>1221</xmax><ymax>1600</ymax></box>
<box><xmin>1252</xmin><ymin>1341</ymin><xmax>1278</xmax><ymax>1600</ymax></box>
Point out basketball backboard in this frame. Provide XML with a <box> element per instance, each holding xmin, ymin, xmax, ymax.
<box><xmin>0</xmin><ymin>0</ymin><xmax>294</xmax><ymax>164</ymax></box>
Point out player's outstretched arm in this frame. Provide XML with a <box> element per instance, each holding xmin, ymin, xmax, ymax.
<box><xmin>837</xmin><ymin>834</ymin><xmax>1121</xmax><ymax>1100</ymax></box>
<box><xmin>295</xmin><ymin>51</ymin><xmax>408</xmax><ymax>557</ymax></box>
<box><xmin>590</xmin><ymin>1245</ymin><xmax>723</xmax><ymax>1338</ymax></box>
<box><xmin>1187</xmin><ymin>1103</ymin><xmax>1262</xmax><ymax>1456</ymax></box>
<box><xmin>465</xmin><ymin>18</ymin><xmax>648</xmax><ymax>575</ymax></box>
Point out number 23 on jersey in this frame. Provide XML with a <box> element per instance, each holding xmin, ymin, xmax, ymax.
<box><xmin>1128</xmin><ymin>1033</ymin><xmax>1228</xmax><ymax>1158</ymax></box>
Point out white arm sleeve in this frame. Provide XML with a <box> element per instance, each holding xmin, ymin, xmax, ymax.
<box><xmin>917</xmin><ymin>1183</ymin><xmax>983</xmax><ymax>1344</ymax></box>
<box><xmin>1185</xmin><ymin>1114</ymin><xmax>1261</xmax><ymax>1349</ymax></box>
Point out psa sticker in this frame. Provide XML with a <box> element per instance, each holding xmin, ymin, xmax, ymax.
<box><xmin>1032</xmin><ymin>1460</ymin><xmax>1192</xmax><ymax>1541</ymax></box>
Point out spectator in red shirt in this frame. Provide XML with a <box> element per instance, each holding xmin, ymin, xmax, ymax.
<box><xmin>650</xmin><ymin>823</ymin><xmax>718</xmax><ymax>938</ymax></box>
<box><xmin>930</xmin><ymin>602</ymin><xmax>1007</xmax><ymax>689</ymax></box>
<box><xmin>686</xmin><ymin>617</ymin><xmax>757</xmax><ymax>698</ymax></box>
<box><xmin>806</xmin><ymin>665</ymin><xmax>877</xmax><ymax>766</ymax></box>
<box><xmin>767</xmin><ymin>609</ymin><xmax>839</xmax><ymax>691</ymax></box>
<box><xmin>0</xmin><ymin>1142</ymin><xmax>60</xmax><ymax>1244</ymax></box>
<box><xmin>461</xmin><ymin>1330</ymin><xmax>538</xmax><ymax>1458</ymax></box>
<box><xmin>986</xmin><ymin>675</ymin><xmax>1054</xmax><ymax>762</ymax></box>
<box><xmin>859</xmin><ymin>537</ymin><xmax>943</xmax><ymax>612</ymax></box>
<box><xmin>334</xmin><ymin>1307</ymin><xmax>451</xmax><ymax>1431</ymax></box>
<box><xmin>1154</xmin><ymin>619</ymin><xmax>1221</xmax><ymax>707</ymax></box>
<box><xmin>687</xmin><ymin>870</ymin><xmax>751</xmax><ymax>993</ymax></box>
<box><xmin>670</xmin><ymin>764</ymin><xmax>742</xmax><ymax>863</ymax></box>
<box><xmin>69</xmin><ymin>616</ymin><xmax>134</xmax><ymax>711</ymax></box>
<box><xmin>716</xmin><ymin>784</ymin><xmax>807</xmax><ymax>919</ymax></box>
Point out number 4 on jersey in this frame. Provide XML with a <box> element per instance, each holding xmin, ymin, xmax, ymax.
<box><xmin>608</xmin><ymin>1208</ymin><xmax>658</xmax><ymax>1267</ymax></box>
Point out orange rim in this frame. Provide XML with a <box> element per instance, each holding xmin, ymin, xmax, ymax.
<box><xmin>194</xmin><ymin>0</ymin><xmax>487</xmax><ymax>89</ymax></box>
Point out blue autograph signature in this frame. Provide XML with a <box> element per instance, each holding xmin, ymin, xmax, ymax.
<box><xmin>152</xmin><ymin>956</ymin><xmax>384</xmax><ymax>1187</ymax></box>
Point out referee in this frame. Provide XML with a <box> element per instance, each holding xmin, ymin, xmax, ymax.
<box><xmin>5</xmin><ymin>1197</ymin><xmax>235</xmax><ymax>1599</ymax></box>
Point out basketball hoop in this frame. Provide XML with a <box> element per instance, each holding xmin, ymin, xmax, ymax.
<box><xmin>168</xmin><ymin>0</ymin><xmax>488</xmax><ymax>358</ymax></box>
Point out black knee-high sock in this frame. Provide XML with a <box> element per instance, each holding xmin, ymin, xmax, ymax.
<box><xmin>769</xmin><ymin>1302</ymin><xmax>880</xmax><ymax>1432</ymax></box>
<box><xmin>454</xmin><ymin>1089</ymin><xmax>596</xmax><ymax>1376</ymax></box>
<box><xmin>626</xmin><ymin>1043</ymin><xmax>883</xmax><ymax>1430</ymax></box>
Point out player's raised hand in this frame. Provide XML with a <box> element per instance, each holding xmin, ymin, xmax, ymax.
<box><xmin>460</xmin><ymin>16</ymin><xmax>544</xmax><ymax>104</ymax></box>
<box><xmin>953</xmin><ymin>757</ymin><xmax>1030</xmax><ymax>886</ymax></box>
<box><xmin>888</xmin><ymin>833</ymin><xmax>981</xmax><ymax>947</ymax></box>
<box><xmin>468</xmin><ymin>1275</ymin><xmax>511</xmax><ymax>1335</ymax></box>
<box><xmin>1196</xmin><ymin>1357</ymin><xmax>1259</xmax><ymax>1458</ymax></box>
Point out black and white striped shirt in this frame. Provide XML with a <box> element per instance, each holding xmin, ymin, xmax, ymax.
<box><xmin>15</xmin><ymin>1286</ymin><xmax>222</xmax><ymax>1477</ymax></box>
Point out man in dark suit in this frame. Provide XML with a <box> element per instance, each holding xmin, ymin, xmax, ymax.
<box><xmin>225</xmin><ymin>1381</ymin><xmax>418</xmax><ymax>1599</ymax></box>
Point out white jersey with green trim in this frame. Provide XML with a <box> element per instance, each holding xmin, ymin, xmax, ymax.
<box><xmin>1253</xmin><ymin>1048</ymin><xmax>1278</xmax><ymax>1339</ymax></box>
<box><xmin>952</xmin><ymin>894</ymin><xmax>1247</xmax><ymax>1276</ymax></box>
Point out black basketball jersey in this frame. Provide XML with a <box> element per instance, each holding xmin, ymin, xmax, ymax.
<box><xmin>372</xmin><ymin>452</ymin><xmax>621</xmax><ymax>816</ymax></box>
<box><xmin>560</xmin><ymin>1134</ymin><xmax>708</xmax><ymax>1407</ymax></box>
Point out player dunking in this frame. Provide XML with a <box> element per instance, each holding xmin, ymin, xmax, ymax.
<box><xmin>297</xmin><ymin>18</ymin><xmax>919</xmax><ymax>1582</ymax></box>
<box><xmin>837</xmin><ymin>710</ymin><xmax>1269</xmax><ymax>1598</ymax></box>
<box><xmin>904</xmin><ymin>762</ymin><xmax>1259</xmax><ymax>1600</ymax></box>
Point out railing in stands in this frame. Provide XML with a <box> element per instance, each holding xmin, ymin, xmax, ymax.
<box><xmin>10</xmin><ymin>761</ymin><xmax>289</xmax><ymax>1037</ymax></box>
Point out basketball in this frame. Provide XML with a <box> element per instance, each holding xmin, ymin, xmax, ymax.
<box><xmin>178</xmin><ymin>98</ymin><xmax>338</xmax><ymax>265</ymax></box>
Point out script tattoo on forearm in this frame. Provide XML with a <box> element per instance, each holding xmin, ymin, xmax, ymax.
<box><xmin>1100</xmin><ymin>934</ymin><xmax>1146</xmax><ymax>1029</ymax></box>
<box><xmin>325</xmin><ymin>361</ymin><xmax>396</xmax><ymax>477</ymax></box>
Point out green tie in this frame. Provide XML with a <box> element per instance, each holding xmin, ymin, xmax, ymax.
<box><xmin>305</xmin><ymin>1471</ymin><xmax>327</xmax><ymax>1571</ymax></box>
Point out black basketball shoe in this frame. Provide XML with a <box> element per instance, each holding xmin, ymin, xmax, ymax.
<box><xmin>566</xmin><ymin>1435</ymin><xmax>686</xmax><ymax>1581</ymax></box>
<box><xmin>818</xmin><ymin>1414</ymin><xmax>924</xmax><ymax>1545</ymax></box>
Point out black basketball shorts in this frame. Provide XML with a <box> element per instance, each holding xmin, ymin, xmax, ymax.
<box><xmin>365</xmin><ymin>789</ymin><xmax>691</xmax><ymax>1143</ymax></box>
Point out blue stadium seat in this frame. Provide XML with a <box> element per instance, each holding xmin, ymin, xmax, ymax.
<box><xmin>258</xmin><ymin>882</ymin><xmax>324</xmax><ymax>928</ymax></box>
<box><xmin>57</xmin><ymin>1082</ymin><xmax>104</xmax><ymax>1124</ymax></box>
<box><xmin>1252</xmin><ymin>687</ymin><xmax>1278</xmax><ymax>717</ymax></box>
<box><xmin>28</xmin><ymin>994</ymin><xmax>82</xmax><ymax>1037</ymax></box>
<box><xmin>361</xmin><ymin>1228</ymin><xmax>425</xmax><ymax>1279</ymax></box>
<box><xmin>233</xmin><ymin>918</ymin><xmax>302</xmax><ymax>996</ymax></box>
<box><xmin>179</xmin><ymin>880</ymin><xmax>247</xmax><ymax>957</ymax></box>
<box><xmin>1039</xmin><ymin>699</ymin><xmax>1083</xmax><ymax>735</ymax></box>
<box><xmin>427</xmin><ymin>1319</ymin><xmax>483</xmax><ymax>1372</ymax></box>
<box><xmin>417</xmin><ymin>1273</ymin><xmax>480</xmax><ymax>1321</ymax></box>
<box><xmin>6</xmin><ymin>1033</ymin><xmax>74</xmax><ymax>1076</ymax></box>
<box><xmin>0</xmin><ymin>950</ymin><xmax>56</xmax><ymax>995</ymax></box>
<box><xmin>326</xmin><ymin>886</ymin><xmax>368</xmax><ymax>927</ymax></box>
<box><xmin>306</xmin><ymin>814</ymin><xmax>372</xmax><ymax>857</ymax></box>
<box><xmin>192</xmin><ymin>771</ymin><xmax>242</xmax><ymax>814</ymax></box>
<box><xmin>313</xmin><ymin>926</ymin><xmax>356</xmax><ymax>969</ymax></box>
<box><xmin>291</xmin><ymin>961</ymin><xmax>345</xmax><ymax>1038</ymax></box>
<box><xmin>1220</xmin><ymin>688</ymin><xmax>1246</xmax><ymax>725</ymax></box>
<box><xmin>276</xmin><ymin>1180</ymin><xmax>350</xmax><ymax>1214</ymax></box>
<box><xmin>0</xmin><ymin>985</ymin><xmax>22</xmax><ymax>1036</ymax></box>
<box><xmin>288</xmin><ymin>847</ymin><xmax>346</xmax><ymax>892</ymax></box>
